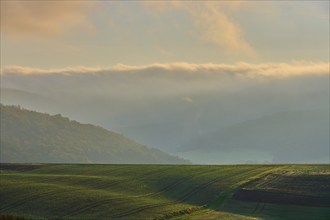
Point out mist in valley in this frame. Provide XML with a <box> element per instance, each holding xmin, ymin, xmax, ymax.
<box><xmin>1</xmin><ymin>62</ymin><xmax>328</xmax><ymax>164</ymax></box>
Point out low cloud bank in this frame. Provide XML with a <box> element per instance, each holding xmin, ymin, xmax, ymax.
<box><xmin>2</xmin><ymin>61</ymin><xmax>328</xmax><ymax>78</ymax></box>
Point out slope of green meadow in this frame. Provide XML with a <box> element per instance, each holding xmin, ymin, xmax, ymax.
<box><xmin>0</xmin><ymin>164</ymin><xmax>329</xmax><ymax>219</ymax></box>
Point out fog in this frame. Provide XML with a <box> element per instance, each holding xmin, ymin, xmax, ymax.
<box><xmin>1</xmin><ymin>62</ymin><xmax>329</xmax><ymax>163</ymax></box>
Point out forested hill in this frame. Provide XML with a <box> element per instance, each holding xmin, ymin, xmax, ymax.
<box><xmin>0</xmin><ymin>105</ymin><xmax>189</xmax><ymax>164</ymax></box>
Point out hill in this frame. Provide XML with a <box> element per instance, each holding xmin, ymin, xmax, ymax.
<box><xmin>0</xmin><ymin>105</ymin><xmax>188</xmax><ymax>164</ymax></box>
<box><xmin>2</xmin><ymin>72</ymin><xmax>328</xmax><ymax>157</ymax></box>
<box><xmin>0</xmin><ymin>88</ymin><xmax>51</xmax><ymax>106</ymax></box>
<box><xmin>0</xmin><ymin>164</ymin><xmax>329</xmax><ymax>219</ymax></box>
<box><xmin>178</xmin><ymin>110</ymin><xmax>329</xmax><ymax>164</ymax></box>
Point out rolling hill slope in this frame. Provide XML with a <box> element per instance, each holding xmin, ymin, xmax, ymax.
<box><xmin>0</xmin><ymin>105</ymin><xmax>188</xmax><ymax>164</ymax></box>
<box><xmin>1</xmin><ymin>164</ymin><xmax>329</xmax><ymax>220</ymax></box>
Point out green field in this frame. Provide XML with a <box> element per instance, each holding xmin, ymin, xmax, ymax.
<box><xmin>0</xmin><ymin>164</ymin><xmax>329</xmax><ymax>219</ymax></box>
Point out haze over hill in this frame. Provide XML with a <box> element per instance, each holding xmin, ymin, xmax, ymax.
<box><xmin>178</xmin><ymin>110</ymin><xmax>329</xmax><ymax>164</ymax></box>
<box><xmin>1</xmin><ymin>62</ymin><xmax>329</xmax><ymax>164</ymax></box>
<box><xmin>0</xmin><ymin>104</ymin><xmax>188</xmax><ymax>164</ymax></box>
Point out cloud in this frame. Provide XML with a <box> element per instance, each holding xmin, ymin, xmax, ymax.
<box><xmin>144</xmin><ymin>1</ymin><xmax>255</xmax><ymax>55</ymax></box>
<box><xmin>2</xmin><ymin>61</ymin><xmax>328</xmax><ymax>79</ymax></box>
<box><xmin>183</xmin><ymin>97</ymin><xmax>193</xmax><ymax>103</ymax></box>
<box><xmin>1</xmin><ymin>1</ymin><xmax>96</xmax><ymax>38</ymax></box>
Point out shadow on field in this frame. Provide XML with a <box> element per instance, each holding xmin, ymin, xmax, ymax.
<box><xmin>0</xmin><ymin>163</ymin><xmax>49</xmax><ymax>172</ymax></box>
<box><xmin>0</xmin><ymin>214</ymin><xmax>25</xmax><ymax>220</ymax></box>
<box><xmin>233</xmin><ymin>189</ymin><xmax>330</xmax><ymax>207</ymax></box>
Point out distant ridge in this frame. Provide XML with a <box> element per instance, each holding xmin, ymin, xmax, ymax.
<box><xmin>0</xmin><ymin>104</ymin><xmax>189</xmax><ymax>164</ymax></box>
<box><xmin>179</xmin><ymin>110</ymin><xmax>329</xmax><ymax>164</ymax></box>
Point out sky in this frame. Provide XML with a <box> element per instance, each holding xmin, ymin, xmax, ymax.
<box><xmin>1</xmin><ymin>1</ymin><xmax>329</xmax><ymax>68</ymax></box>
<box><xmin>0</xmin><ymin>1</ymin><xmax>329</xmax><ymax>164</ymax></box>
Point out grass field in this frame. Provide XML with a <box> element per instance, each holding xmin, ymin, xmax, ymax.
<box><xmin>0</xmin><ymin>164</ymin><xmax>329</xmax><ymax>219</ymax></box>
